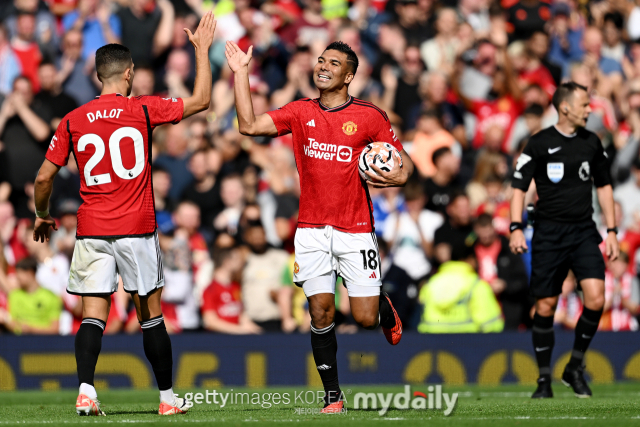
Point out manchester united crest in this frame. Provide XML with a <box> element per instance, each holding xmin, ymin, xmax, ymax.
<box><xmin>294</xmin><ymin>262</ymin><xmax>300</xmax><ymax>274</ymax></box>
<box><xmin>342</xmin><ymin>121</ymin><xmax>357</xmax><ymax>135</ymax></box>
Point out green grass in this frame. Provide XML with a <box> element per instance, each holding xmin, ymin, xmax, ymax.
<box><xmin>1</xmin><ymin>383</ymin><xmax>640</xmax><ymax>426</ymax></box>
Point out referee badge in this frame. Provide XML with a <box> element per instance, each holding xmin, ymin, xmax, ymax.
<box><xmin>547</xmin><ymin>162</ymin><xmax>564</xmax><ymax>183</ymax></box>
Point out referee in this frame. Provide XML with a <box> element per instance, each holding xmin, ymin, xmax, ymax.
<box><xmin>510</xmin><ymin>82</ymin><xmax>619</xmax><ymax>399</ymax></box>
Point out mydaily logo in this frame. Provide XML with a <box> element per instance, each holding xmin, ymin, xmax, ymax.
<box><xmin>353</xmin><ymin>385</ymin><xmax>458</xmax><ymax>416</ymax></box>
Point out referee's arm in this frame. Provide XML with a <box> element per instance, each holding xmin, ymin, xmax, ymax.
<box><xmin>593</xmin><ymin>145</ymin><xmax>620</xmax><ymax>261</ymax></box>
<box><xmin>509</xmin><ymin>146</ymin><xmax>536</xmax><ymax>255</ymax></box>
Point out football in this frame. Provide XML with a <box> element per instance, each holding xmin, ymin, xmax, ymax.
<box><xmin>358</xmin><ymin>142</ymin><xmax>402</xmax><ymax>181</ymax></box>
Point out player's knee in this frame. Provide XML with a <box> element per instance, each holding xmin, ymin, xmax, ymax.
<box><xmin>585</xmin><ymin>294</ymin><xmax>605</xmax><ymax>311</ymax></box>
<box><xmin>309</xmin><ymin>305</ymin><xmax>334</xmax><ymax>329</ymax></box>
<box><xmin>536</xmin><ymin>303</ymin><xmax>556</xmax><ymax>317</ymax></box>
<box><xmin>355</xmin><ymin>313</ymin><xmax>378</xmax><ymax>330</ymax></box>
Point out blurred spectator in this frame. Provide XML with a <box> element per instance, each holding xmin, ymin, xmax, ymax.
<box><xmin>10</xmin><ymin>11</ymin><xmax>42</xmax><ymax>91</ymax></box>
<box><xmin>601</xmin><ymin>12</ymin><xmax>625</xmax><ymax>64</ymax></box>
<box><xmin>1</xmin><ymin>257</ymin><xmax>62</xmax><ymax>334</ymax></box>
<box><xmin>130</xmin><ymin>66</ymin><xmax>155</xmax><ymax>96</ymax></box>
<box><xmin>153</xmin><ymin>166</ymin><xmax>174</xmax><ymax>234</ymax></box>
<box><xmin>117</xmin><ymin>0</ymin><xmax>173</xmax><ymax>66</ymax></box>
<box><xmin>410</xmin><ymin>107</ymin><xmax>457</xmax><ymax>178</ymax></box>
<box><xmin>280</xmin><ymin>0</ymin><xmax>328</xmax><ymax>49</ymax></box>
<box><xmin>182</xmin><ymin>148</ymin><xmax>223</xmax><ymax>237</ymax></box>
<box><xmin>0</xmin><ymin>76</ymin><xmax>51</xmax><ymax>217</ymax></box>
<box><xmin>433</xmin><ymin>191</ymin><xmax>473</xmax><ymax>265</ymax></box>
<box><xmin>419</xmin><ymin>7</ymin><xmax>459</xmax><ymax>74</ymax></box>
<box><xmin>34</xmin><ymin>61</ymin><xmax>78</xmax><ymax>132</ymax></box>
<box><xmin>56</xmin><ymin>29</ymin><xmax>98</xmax><ymax>106</ymax></box>
<box><xmin>214</xmin><ymin>174</ymin><xmax>245</xmax><ymax>237</ymax></box>
<box><xmin>407</xmin><ymin>71</ymin><xmax>466</xmax><ymax>146</ymax></box>
<box><xmin>154</xmin><ymin>121</ymin><xmax>193</xmax><ymax>202</ymax></box>
<box><xmin>388</xmin><ymin>45</ymin><xmax>424</xmax><ymax>130</ymax></box>
<box><xmin>0</xmin><ymin>23</ymin><xmax>21</xmax><ymax>96</ymax></box>
<box><xmin>241</xmin><ymin>221</ymin><xmax>288</xmax><ymax>331</ymax></box>
<box><xmin>547</xmin><ymin>2</ymin><xmax>583</xmax><ymax>78</ymax></box>
<box><xmin>48</xmin><ymin>199</ymin><xmax>78</xmax><ymax>260</ymax></box>
<box><xmin>382</xmin><ymin>180</ymin><xmax>442</xmax><ymax>282</ymax></box>
<box><xmin>393</xmin><ymin>0</ymin><xmax>434</xmax><ymax>45</ymax></box>
<box><xmin>371</xmin><ymin>187</ymin><xmax>406</xmax><ymax>238</ymax></box>
<box><xmin>62</xmin><ymin>0</ymin><xmax>121</xmax><ymax>59</ymax></box>
<box><xmin>202</xmin><ymin>246</ymin><xmax>261</xmax><ymax>334</ymax></box>
<box><xmin>614</xmin><ymin>158</ymin><xmax>640</xmax><ymax>230</ymax></box>
<box><xmin>5</xmin><ymin>0</ymin><xmax>58</xmax><ymax>61</ymax></box>
<box><xmin>506</xmin><ymin>0</ymin><xmax>550</xmax><ymax>42</ymax></box>
<box><xmin>600</xmin><ymin>252</ymin><xmax>640</xmax><ymax>331</ymax></box>
<box><xmin>23</xmin><ymin>223</ymin><xmax>69</xmax><ymax>298</ymax></box>
<box><xmin>473</xmin><ymin>213</ymin><xmax>530</xmax><ymax>329</ymax></box>
<box><xmin>418</xmin><ymin>243</ymin><xmax>504</xmax><ymax>333</ymax></box>
<box><xmin>424</xmin><ymin>146</ymin><xmax>460</xmax><ymax>214</ymax></box>
<box><xmin>163</xmin><ymin>49</ymin><xmax>193</xmax><ymax>99</ymax></box>
<box><xmin>526</xmin><ymin>30</ymin><xmax>561</xmax><ymax>85</ymax></box>
<box><xmin>277</xmin><ymin>253</ymin><xmax>310</xmax><ymax>333</ymax></box>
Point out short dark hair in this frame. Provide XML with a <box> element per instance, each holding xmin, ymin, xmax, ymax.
<box><xmin>432</xmin><ymin>146</ymin><xmax>451</xmax><ymax>166</ymax></box>
<box><xmin>552</xmin><ymin>82</ymin><xmax>588</xmax><ymax>112</ymax></box>
<box><xmin>604</xmin><ymin>12</ymin><xmax>624</xmax><ymax>30</ymax></box>
<box><xmin>212</xmin><ymin>246</ymin><xmax>236</xmax><ymax>268</ymax></box>
<box><xmin>524</xmin><ymin>103</ymin><xmax>544</xmax><ymax>117</ymax></box>
<box><xmin>324</xmin><ymin>41</ymin><xmax>359</xmax><ymax>74</ymax></box>
<box><xmin>16</xmin><ymin>257</ymin><xmax>38</xmax><ymax>273</ymax></box>
<box><xmin>475</xmin><ymin>213</ymin><xmax>494</xmax><ymax>228</ymax></box>
<box><xmin>95</xmin><ymin>44</ymin><xmax>132</xmax><ymax>82</ymax></box>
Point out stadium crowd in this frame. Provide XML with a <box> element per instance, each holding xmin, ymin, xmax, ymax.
<box><xmin>1</xmin><ymin>0</ymin><xmax>640</xmax><ymax>335</ymax></box>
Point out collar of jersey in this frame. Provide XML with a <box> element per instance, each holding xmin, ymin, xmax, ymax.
<box><xmin>553</xmin><ymin>125</ymin><xmax>577</xmax><ymax>138</ymax></box>
<box><xmin>95</xmin><ymin>93</ymin><xmax>125</xmax><ymax>99</ymax></box>
<box><xmin>317</xmin><ymin>95</ymin><xmax>353</xmax><ymax>112</ymax></box>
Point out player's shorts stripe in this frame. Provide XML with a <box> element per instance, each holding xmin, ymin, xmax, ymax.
<box><xmin>352</xmin><ymin>99</ymin><xmax>389</xmax><ymax>121</ymax></box>
<box><xmin>154</xmin><ymin>232</ymin><xmax>164</xmax><ymax>282</ymax></box>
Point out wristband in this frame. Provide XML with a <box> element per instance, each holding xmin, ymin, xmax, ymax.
<box><xmin>510</xmin><ymin>222</ymin><xmax>524</xmax><ymax>232</ymax></box>
<box><xmin>607</xmin><ymin>227</ymin><xmax>618</xmax><ymax>234</ymax></box>
<box><xmin>35</xmin><ymin>208</ymin><xmax>49</xmax><ymax>218</ymax></box>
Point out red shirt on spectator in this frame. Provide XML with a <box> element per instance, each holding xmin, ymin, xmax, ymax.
<box><xmin>201</xmin><ymin>280</ymin><xmax>243</xmax><ymax>324</ymax></box>
<box><xmin>519</xmin><ymin>65</ymin><xmax>556</xmax><ymax>100</ymax></box>
<box><xmin>475</xmin><ymin>239</ymin><xmax>502</xmax><ymax>283</ymax></box>
<box><xmin>469</xmin><ymin>96</ymin><xmax>524</xmax><ymax>152</ymax></box>
<box><xmin>11</xmin><ymin>40</ymin><xmax>41</xmax><ymax>92</ymax></box>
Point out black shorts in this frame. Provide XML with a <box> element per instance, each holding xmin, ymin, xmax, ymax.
<box><xmin>529</xmin><ymin>220</ymin><xmax>605</xmax><ymax>298</ymax></box>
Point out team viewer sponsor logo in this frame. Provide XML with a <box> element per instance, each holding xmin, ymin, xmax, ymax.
<box><xmin>304</xmin><ymin>138</ymin><xmax>352</xmax><ymax>162</ymax></box>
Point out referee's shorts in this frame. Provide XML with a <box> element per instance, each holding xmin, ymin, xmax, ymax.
<box><xmin>529</xmin><ymin>220</ymin><xmax>605</xmax><ymax>298</ymax></box>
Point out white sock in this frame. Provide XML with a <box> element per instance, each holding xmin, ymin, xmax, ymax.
<box><xmin>160</xmin><ymin>388</ymin><xmax>176</xmax><ymax>404</ymax></box>
<box><xmin>79</xmin><ymin>383</ymin><xmax>97</xmax><ymax>400</ymax></box>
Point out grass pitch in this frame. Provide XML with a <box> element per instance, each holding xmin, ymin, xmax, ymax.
<box><xmin>1</xmin><ymin>383</ymin><xmax>639</xmax><ymax>426</ymax></box>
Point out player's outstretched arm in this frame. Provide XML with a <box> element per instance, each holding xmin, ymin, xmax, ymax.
<box><xmin>225</xmin><ymin>41</ymin><xmax>278</xmax><ymax>137</ymax></box>
<box><xmin>366</xmin><ymin>148</ymin><xmax>414</xmax><ymax>188</ymax></box>
<box><xmin>33</xmin><ymin>159</ymin><xmax>61</xmax><ymax>243</ymax></box>
<box><xmin>182</xmin><ymin>11</ymin><xmax>216</xmax><ymax>119</ymax></box>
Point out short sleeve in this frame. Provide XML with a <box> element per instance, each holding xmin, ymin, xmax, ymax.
<box><xmin>142</xmin><ymin>96</ymin><xmax>184</xmax><ymax>127</ymax></box>
<box><xmin>592</xmin><ymin>137</ymin><xmax>612</xmax><ymax>188</ymax></box>
<box><xmin>45</xmin><ymin>118</ymin><xmax>71</xmax><ymax>167</ymax></box>
<box><xmin>511</xmin><ymin>139</ymin><xmax>537</xmax><ymax>191</ymax></box>
<box><xmin>371</xmin><ymin>112</ymin><xmax>403</xmax><ymax>152</ymax></box>
<box><xmin>201</xmin><ymin>285</ymin><xmax>218</xmax><ymax>313</ymax></box>
<box><xmin>266</xmin><ymin>102</ymin><xmax>296</xmax><ymax>136</ymax></box>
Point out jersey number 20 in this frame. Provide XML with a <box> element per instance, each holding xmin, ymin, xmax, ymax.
<box><xmin>78</xmin><ymin>127</ymin><xmax>145</xmax><ymax>186</ymax></box>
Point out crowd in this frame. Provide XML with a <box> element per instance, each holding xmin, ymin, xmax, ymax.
<box><xmin>1</xmin><ymin>0</ymin><xmax>640</xmax><ymax>335</ymax></box>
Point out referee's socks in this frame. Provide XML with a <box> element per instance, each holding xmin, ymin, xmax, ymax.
<box><xmin>568</xmin><ymin>307</ymin><xmax>603</xmax><ymax>368</ymax></box>
<box><xmin>532</xmin><ymin>313</ymin><xmax>554</xmax><ymax>378</ymax></box>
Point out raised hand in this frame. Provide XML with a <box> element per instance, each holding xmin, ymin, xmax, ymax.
<box><xmin>225</xmin><ymin>41</ymin><xmax>253</xmax><ymax>73</ymax></box>
<box><xmin>184</xmin><ymin>11</ymin><xmax>216</xmax><ymax>52</ymax></box>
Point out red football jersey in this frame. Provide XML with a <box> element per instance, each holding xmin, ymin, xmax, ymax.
<box><xmin>45</xmin><ymin>93</ymin><xmax>184</xmax><ymax>238</ymax></box>
<box><xmin>267</xmin><ymin>96</ymin><xmax>403</xmax><ymax>233</ymax></box>
<box><xmin>201</xmin><ymin>280</ymin><xmax>243</xmax><ymax>324</ymax></box>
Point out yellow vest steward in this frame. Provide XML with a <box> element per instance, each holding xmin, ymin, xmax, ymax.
<box><xmin>418</xmin><ymin>261</ymin><xmax>504</xmax><ymax>333</ymax></box>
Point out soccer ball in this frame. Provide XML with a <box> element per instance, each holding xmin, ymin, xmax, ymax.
<box><xmin>358</xmin><ymin>142</ymin><xmax>402</xmax><ymax>181</ymax></box>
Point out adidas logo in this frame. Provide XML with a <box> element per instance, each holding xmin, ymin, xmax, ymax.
<box><xmin>369</xmin><ymin>272</ymin><xmax>377</xmax><ymax>279</ymax></box>
<box><xmin>307</xmin><ymin>119</ymin><xmax>315</xmax><ymax>127</ymax></box>
<box><xmin>317</xmin><ymin>364</ymin><xmax>332</xmax><ymax>370</ymax></box>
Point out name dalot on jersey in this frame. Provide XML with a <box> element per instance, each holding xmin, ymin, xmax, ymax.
<box><xmin>87</xmin><ymin>109</ymin><xmax>124</xmax><ymax>123</ymax></box>
<box><xmin>303</xmin><ymin>138</ymin><xmax>352</xmax><ymax>162</ymax></box>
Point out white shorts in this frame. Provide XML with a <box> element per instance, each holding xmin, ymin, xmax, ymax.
<box><xmin>67</xmin><ymin>232</ymin><xmax>164</xmax><ymax>297</ymax></box>
<box><xmin>294</xmin><ymin>226</ymin><xmax>381</xmax><ymax>298</ymax></box>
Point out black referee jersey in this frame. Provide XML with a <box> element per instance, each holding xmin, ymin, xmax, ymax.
<box><xmin>511</xmin><ymin>125</ymin><xmax>611</xmax><ymax>222</ymax></box>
